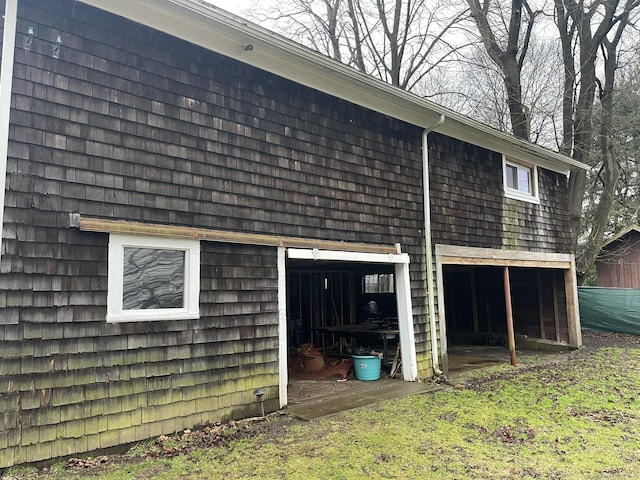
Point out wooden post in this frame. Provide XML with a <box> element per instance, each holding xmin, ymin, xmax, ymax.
<box><xmin>565</xmin><ymin>258</ymin><xmax>582</xmax><ymax>348</ymax></box>
<box><xmin>503</xmin><ymin>267</ymin><xmax>517</xmax><ymax>367</ymax></box>
<box><xmin>552</xmin><ymin>273</ymin><xmax>561</xmax><ymax>342</ymax></box>
<box><xmin>537</xmin><ymin>270</ymin><xmax>546</xmax><ymax>339</ymax></box>
<box><xmin>470</xmin><ymin>270</ymin><xmax>479</xmax><ymax>333</ymax></box>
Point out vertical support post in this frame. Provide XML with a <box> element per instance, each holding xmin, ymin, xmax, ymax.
<box><xmin>503</xmin><ymin>266</ymin><xmax>517</xmax><ymax>367</ymax></box>
<box><xmin>434</xmin><ymin>246</ymin><xmax>450</xmax><ymax>374</ymax></box>
<box><xmin>395</xmin><ymin>261</ymin><xmax>418</xmax><ymax>381</ymax></box>
<box><xmin>470</xmin><ymin>270</ymin><xmax>479</xmax><ymax>332</ymax></box>
<box><xmin>537</xmin><ymin>270</ymin><xmax>546</xmax><ymax>339</ymax></box>
<box><xmin>349</xmin><ymin>272</ymin><xmax>356</xmax><ymax>326</ymax></box>
<box><xmin>565</xmin><ymin>257</ymin><xmax>582</xmax><ymax>347</ymax></box>
<box><xmin>552</xmin><ymin>273</ymin><xmax>561</xmax><ymax>342</ymax></box>
<box><xmin>277</xmin><ymin>247</ymin><xmax>288</xmax><ymax>408</ymax></box>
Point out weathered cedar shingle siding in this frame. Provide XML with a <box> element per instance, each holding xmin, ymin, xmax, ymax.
<box><xmin>9</xmin><ymin>1</ymin><xmax>424</xmax><ymax>243</ymax></box>
<box><xmin>429</xmin><ymin>133</ymin><xmax>572</xmax><ymax>253</ymax></box>
<box><xmin>0</xmin><ymin>0</ymin><xmax>428</xmax><ymax>465</ymax></box>
<box><xmin>1</xmin><ymin>237</ymin><xmax>279</xmax><ymax>464</ymax></box>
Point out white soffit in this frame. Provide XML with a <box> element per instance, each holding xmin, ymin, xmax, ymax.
<box><xmin>78</xmin><ymin>0</ymin><xmax>587</xmax><ymax>174</ymax></box>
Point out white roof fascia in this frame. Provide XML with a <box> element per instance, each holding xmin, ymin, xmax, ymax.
<box><xmin>78</xmin><ymin>0</ymin><xmax>588</xmax><ymax>174</ymax></box>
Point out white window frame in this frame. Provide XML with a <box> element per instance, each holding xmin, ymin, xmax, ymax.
<box><xmin>503</xmin><ymin>156</ymin><xmax>540</xmax><ymax>204</ymax></box>
<box><xmin>107</xmin><ymin>234</ymin><xmax>200</xmax><ymax>322</ymax></box>
<box><xmin>362</xmin><ymin>273</ymin><xmax>395</xmax><ymax>294</ymax></box>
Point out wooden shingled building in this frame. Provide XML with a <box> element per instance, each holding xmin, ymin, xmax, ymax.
<box><xmin>0</xmin><ymin>0</ymin><xmax>587</xmax><ymax>467</ymax></box>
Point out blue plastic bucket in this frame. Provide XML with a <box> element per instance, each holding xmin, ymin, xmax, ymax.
<box><xmin>352</xmin><ymin>355</ymin><xmax>381</xmax><ymax>381</ymax></box>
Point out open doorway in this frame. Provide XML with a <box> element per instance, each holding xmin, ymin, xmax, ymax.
<box><xmin>443</xmin><ymin>265</ymin><xmax>570</xmax><ymax>347</ymax></box>
<box><xmin>435</xmin><ymin>244</ymin><xmax>582</xmax><ymax>374</ymax></box>
<box><xmin>287</xmin><ymin>265</ymin><xmax>399</xmax><ymax>365</ymax></box>
<box><xmin>280</xmin><ymin>247</ymin><xmax>417</xmax><ymax>408</ymax></box>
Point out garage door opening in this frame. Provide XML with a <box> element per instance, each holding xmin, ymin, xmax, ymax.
<box><xmin>435</xmin><ymin>245</ymin><xmax>582</xmax><ymax>374</ymax></box>
<box><xmin>278</xmin><ymin>247</ymin><xmax>418</xmax><ymax>408</ymax></box>
<box><xmin>443</xmin><ymin>265</ymin><xmax>570</xmax><ymax>347</ymax></box>
<box><xmin>287</xmin><ymin>265</ymin><xmax>399</xmax><ymax>367</ymax></box>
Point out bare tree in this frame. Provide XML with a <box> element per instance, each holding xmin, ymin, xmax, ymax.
<box><xmin>555</xmin><ymin>0</ymin><xmax>640</xmax><ymax>275</ymax></box>
<box><xmin>609</xmin><ymin>63</ymin><xmax>640</xmax><ymax>230</ymax></box>
<box><xmin>464</xmin><ymin>0</ymin><xmax>640</xmax><ymax>277</ymax></box>
<box><xmin>432</xmin><ymin>34</ymin><xmax>562</xmax><ymax>146</ymax></box>
<box><xmin>465</xmin><ymin>0</ymin><xmax>543</xmax><ymax>140</ymax></box>
<box><xmin>249</xmin><ymin>0</ymin><xmax>470</xmax><ymax>91</ymax></box>
<box><xmin>578</xmin><ymin>29</ymin><xmax>640</xmax><ymax>276</ymax></box>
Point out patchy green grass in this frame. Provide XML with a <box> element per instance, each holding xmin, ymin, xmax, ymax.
<box><xmin>6</xmin><ymin>347</ymin><xmax>640</xmax><ymax>480</ymax></box>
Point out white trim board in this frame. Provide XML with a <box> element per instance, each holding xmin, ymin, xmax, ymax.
<box><xmin>0</xmin><ymin>0</ymin><xmax>18</xmax><ymax>263</ymax></box>
<box><xmin>287</xmin><ymin>248</ymin><xmax>409</xmax><ymax>264</ymax></box>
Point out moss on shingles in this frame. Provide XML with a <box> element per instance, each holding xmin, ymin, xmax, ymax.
<box><xmin>7</xmin><ymin>348</ymin><xmax>640</xmax><ymax>480</ymax></box>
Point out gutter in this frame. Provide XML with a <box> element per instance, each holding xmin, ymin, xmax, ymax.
<box><xmin>423</xmin><ymin>115</ymin><xmax>446</xmax><ymax>375</ymax></box>
<box><xmin>0</xmin><ymin>0</ymin><xmax>18</xmax><ymax>263</ymax></box>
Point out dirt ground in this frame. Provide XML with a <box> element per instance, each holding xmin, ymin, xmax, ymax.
<box><xmin>579</xmin><ymin>329</ymin><xmax>640</xmax><ymax>350</ymax></box>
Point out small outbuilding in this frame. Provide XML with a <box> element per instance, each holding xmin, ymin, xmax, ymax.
<box><xmin>595</xmin><ymin>225</ymin><xmax>640</xmax><ymax>288</ymax></box>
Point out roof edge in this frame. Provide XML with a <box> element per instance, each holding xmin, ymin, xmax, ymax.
<box><xmin>600</xmin><ymin>224</ymin><xmax>640</xmax><ymax>249</ymax></box>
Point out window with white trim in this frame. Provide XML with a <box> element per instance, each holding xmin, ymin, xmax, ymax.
<box><xmin>107</xmin><ymin>234</ymin><xmax>200</xmax><ymax>322</ymax></box>
<box><xmin>503</xmin><ymin>156</ymin><xmax>540</xmax><ymax>203</ymax></box>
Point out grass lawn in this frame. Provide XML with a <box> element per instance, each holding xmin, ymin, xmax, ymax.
<box><xmin>6</xmin><ymin>346</ymin><xmax>640</xmax><ymax>480</ymax></box>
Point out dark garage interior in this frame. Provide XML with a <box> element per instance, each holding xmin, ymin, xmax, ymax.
<box><xmin>286</xmin><ymin>261</ymin><xmax>401</xmax><ymax>375</ymax></box>
<box><xmin>443</xmin><ymin>265</ymin><xmax>571</xmax><ymax>347</ymax></box>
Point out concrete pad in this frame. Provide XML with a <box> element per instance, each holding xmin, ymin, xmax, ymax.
<box><xmin>286</xmin><ymin>344</ymin><xmax>559</xmax><ymax>421</ymax></box>
<box><xmin>286</xmin><ymin>379</ymin><xmax>442</xmax><ymax>421</ymax></box>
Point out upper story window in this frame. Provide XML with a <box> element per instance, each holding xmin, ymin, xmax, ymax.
<box><xmin>107</xmin><ymin>234</ymin><xmax>200</xmax><ymax>322</ymax></box>
<box><xmin>503</xmin><ymin>156</ymin><xmax>540</xmax><ymax>204</ymax></box>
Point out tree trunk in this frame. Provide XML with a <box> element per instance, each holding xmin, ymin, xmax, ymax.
<box><xmin>576</xmin><ymin>29</ymin><xmax>626</xmax><ymax>275</ymax></box>
<box><xmin>466</xmin><ymin>0</ymin><xmax>531</xmax><ymax>140</ymax></box>
<box><xmin>502</xmin><ymin>55</ymin><xmax>529</xmax><ymax>140</ymax></box>
<box><xmin>558</xmin><ymin>0</ymin><xmax>637</xmax><ymax>256</ymax></box>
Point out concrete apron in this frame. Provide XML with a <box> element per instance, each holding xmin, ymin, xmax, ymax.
<box><xmin>447</xmin><ymin>345</ymin><xmax>513</xmax><ymax>372</ymax></box>
<box><xmin>286</xmin><ymin>344</ymin><xmax>563</xmax><ymax>421</ymax></box>
<box><xmin>286</xmin><ymin>378</ymin><xmax>442</xmax><ymax>421</ymax></box>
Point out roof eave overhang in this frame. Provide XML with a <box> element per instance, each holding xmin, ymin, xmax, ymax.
<box><xmin>600</xmin><ymin>224</ymin><xmax>640</xmax><ymax>250</ymax></box>
<box><xmin>78</xmin><ymin>0</ymin><xmax>588</xmax><ymax>174</ymax></box>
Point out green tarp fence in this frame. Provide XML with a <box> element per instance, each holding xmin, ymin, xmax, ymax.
<box><xmin>578</xmin><ymin>287</ymin><xmax>640</xmax><ymax>335</ymax></box>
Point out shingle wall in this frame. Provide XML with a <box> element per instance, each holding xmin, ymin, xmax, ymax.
<box><xmin>596</xmin><ymin>231</ymin><xmax>640</xmax><ymax>288</ymax></box>
<box><xmin>429</xmin><ymin>133</ymin><xmax>572</xmax><ymax>253</ymax></box>
<box><xmin>0</xmin><ymin>236</ymin><xmax>279</xmax><ymax>465</ymax></box>
<box><xmin>0</xmin><ymin>0</ymin><xmax>428</xmax><ymax>466</ymax></box>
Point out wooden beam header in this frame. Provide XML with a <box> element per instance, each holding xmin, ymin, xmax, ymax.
<box><xmin>70</xmin><ymin>215</ymin><xmax>399</xmax><ymax>255</ymax></box>
<box><xmin>435</xmin><ymin>244</ymin><xmax>574</xmax><ymax>269</ymax></box>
